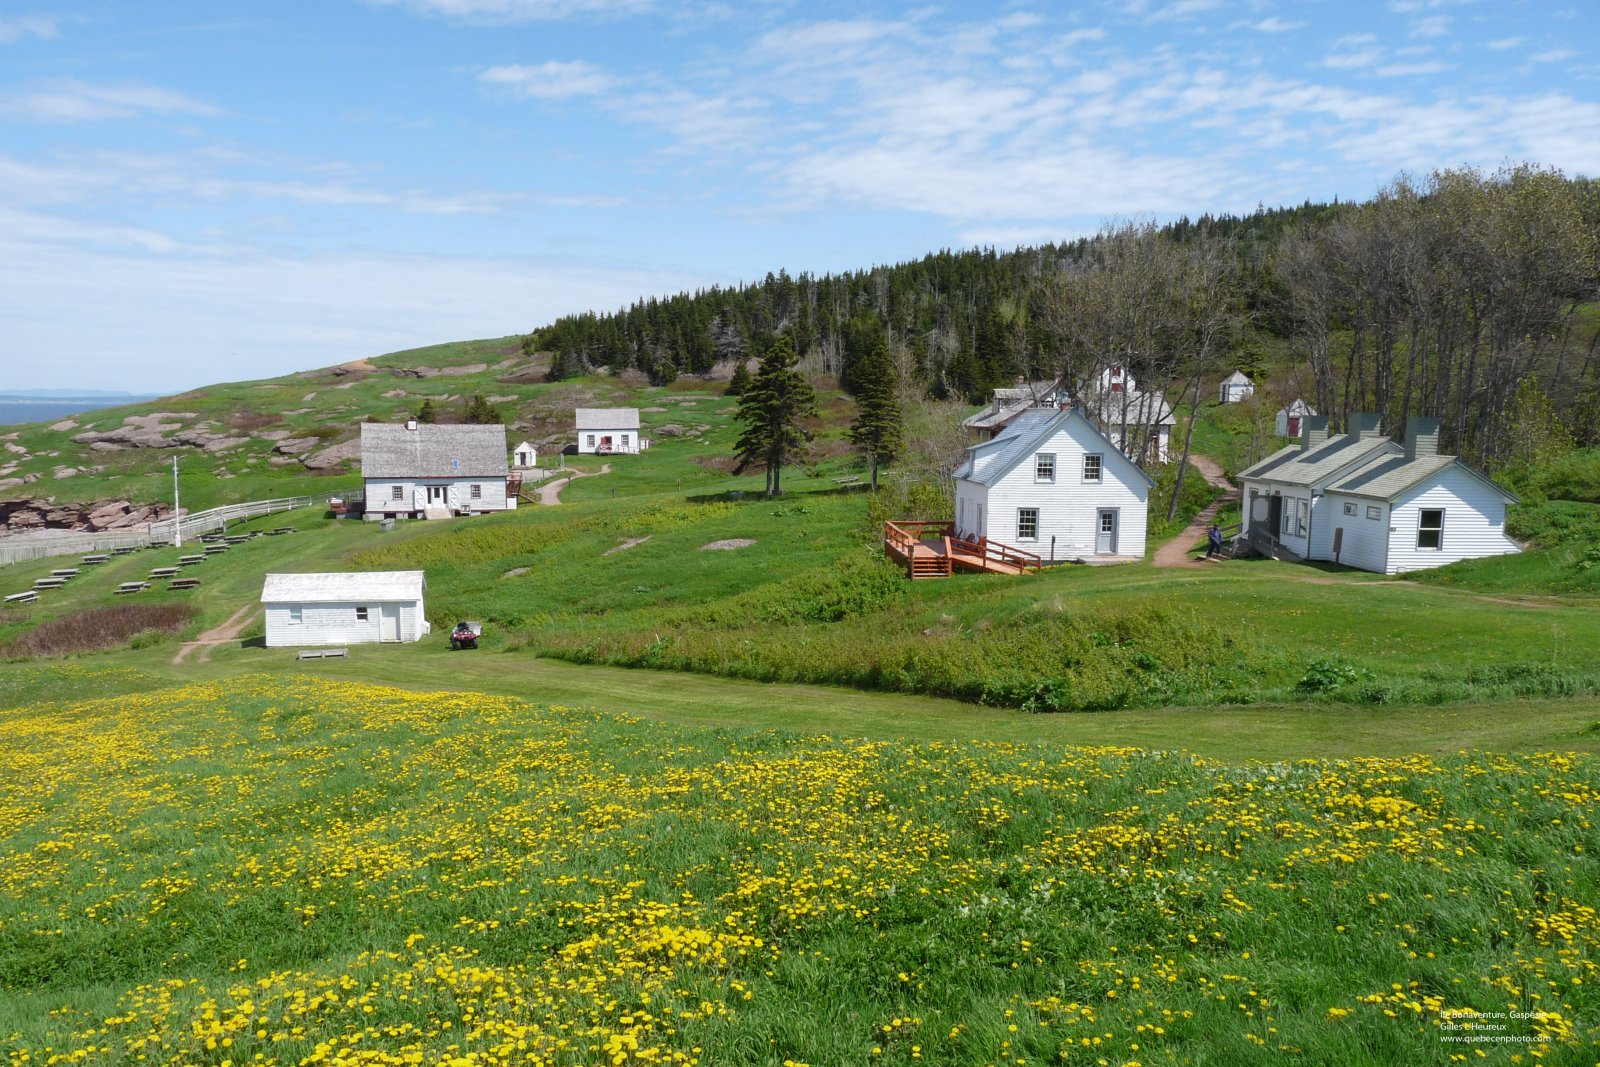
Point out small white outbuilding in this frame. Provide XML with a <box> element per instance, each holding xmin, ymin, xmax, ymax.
<box><xmin>1218</xmin><ymin>370</ymin><xmax>1255</xmax><ymax>403</ymax></box>
<box><xmin>512</xmin><ymin>441</ymin><xmax>538</xmax><ymax>468</ymax></box>
<box><xmin>575</xmin><ymin>408</ymin><xmax>643</xmax><ymax>454</ymax></box>
<box><xmin>261</xmin><ymin>571</ymin><xmax>430</xmax><ymax>647</ymax></box>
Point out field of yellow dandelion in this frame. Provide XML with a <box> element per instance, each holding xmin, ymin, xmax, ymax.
<box><xmin>1</xmin><ymin>674</ymin><xmax>1596</xmax><ymax>1066</ymax></box>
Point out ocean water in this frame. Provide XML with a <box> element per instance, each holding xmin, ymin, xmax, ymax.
<box><xmin>0</xmin><ymin>398</ymin><xmax>159</xmax><ymax>429</ymax></box>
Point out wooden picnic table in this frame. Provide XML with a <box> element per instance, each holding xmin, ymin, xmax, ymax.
<box><xmin>50</xmin><ymin>568</ymin><xmax>79</xmax><ymax>578</ymax></box>
<box><xmin>178</xmin><ymin>555</ymin><xmax>206</xmax><ymax>565</ymax></box>
<box><xmin>81</xmin><ymin>554</ymin><xmax>110</xmax><ymax>564</ymax></box>
<box><xmin>296</xmin><ymin>648</ymin><xmax>347</xmax><ymax>660</ymax></box>
<box><xmin>115</xmin><ymin>582</ymin><xmax>151</xmax><ymax>595</ymax></box>
<box><xmin>204</xmin><ymin>545</ymin><xmax>229</xmax><ymax>554</ymax></box>
<box><xmin>169</xmin><ymin>578</ymin><xmax>202</xmax><ymax>590</ymax></box>
<box><xmin>149</xmin><ymin>567</ymin><xmax>180</xmax><ymax>579</ymax></box>
<box><xmin>4</xmin><ymin>591</ymin><xmax>38</xmax><ymax>605</ymax></box>
<box><xmin>33</xmin><ymin>577</ymin><xmax>67</xmax><ymax>589</ymax></box>
<box><xmin>112</xmin><ymin>546</ymin><xmax>138</xmax><ymax>555</ymax></box>
<box><xmin>270</xmin><ymin>527</ymin><xmax>296</xmax><ymax>535</ymax></box>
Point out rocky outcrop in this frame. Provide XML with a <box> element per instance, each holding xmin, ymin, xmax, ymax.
<box><xmin>301</xmin><ymin>438</ymin><xmax>361</xmax><ymax>471</ymax></box>
<box><xmin>273</xmin><ymin>436</ymin><xmax>320</xmax><ymax>456</ymax></box>
<box><xmin>71</xmin><ymin>413</ymin><xmax>242</xmax><ymax>453</ymax></box>
<box><xmin>0</xmin><ymin>497</ymin><xmax>173</xmax><ymax>533</ymax></box>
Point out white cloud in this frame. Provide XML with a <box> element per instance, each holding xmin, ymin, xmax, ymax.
<box><xmin>0</xmin><ymin>15</ymin><xmax>57</xmax><ymax>42</ymax></box>
<box><xmin>1409</xmin><ymin>15</ymin><xmax>1450</xmax><ymax>38</ymax></box>
<box><xmin>1250</xmin><ymin>17</ymin><xmax>1304</xmax><ymax>33</ymax></box>
<box><xmin>479</xmin><ymin>60</ymin><xmax>617</xmax><ymax>99</ymax></box>
<box><xmin>1530</xmin><ymin>49</ymin><xmax>1578</xmax><ymax>63</ymax></box>
<box><xmin>1377</xmin><ymin>61</ymin><xmax>1450</xmax><ymax>76</ymax></box>
<box><xmin>364</xmin><ymin>0</ymin><xmax>651</xmax><ymax>21</ymax></box>
<box><xmin>1324</xmin><ymin>47</ymin><xmax>1383</xmax><ymax>69</ymax></box>
<box><xmin>1485</xmin><ymin>37</ymin><xmax>1525</xmax><ymax>50</ymax></box>
<box><xmin>0</xmin><ymin>81</ymin><xmax>218</xmax><ymax>123</ymax></box>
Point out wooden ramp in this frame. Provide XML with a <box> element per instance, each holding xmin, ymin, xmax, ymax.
<box><xmin>884</xmin><ymin>520</ymin><xmax>1041</xmax><ymax>580</ymax></box>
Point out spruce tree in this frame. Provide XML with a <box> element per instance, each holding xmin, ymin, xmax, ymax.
<box><xmin>416</xmin><ymin>399</ymin><xmax>437</xmax><ymax>424</ymax></box>
<box><xmin>726</xmin><ymin>360</ymin><xmax>752</xmax><ymax>397</ymax></box>
<box><xmin>732</xmin><ymin>335</ymin><xmax>817</xmax><ymax>496</ymax></box>
<box><xmin>848</xmin><ymin>339</ymin><xmax>903</xmax><ymax>490</ymax></box>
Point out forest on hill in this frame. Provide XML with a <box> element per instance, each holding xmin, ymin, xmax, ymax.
<box><xmin>528</xmin><ymin>164</ymin><xmax>1600</xmax><ymax>470</ymax></box>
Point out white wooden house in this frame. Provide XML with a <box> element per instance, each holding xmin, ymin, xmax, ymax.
<box><xmin>360</xmin><ymin>422</ymin><xmax>514</xmax><ymax>520</ymax></box>
<box><xmin>512</xmin><ymin>440</ymin><xmax>538</xmax><ymax>468</ymax></box>
<box><xmin>1238</xmin><ymin>414</ymin><xmax>1518</xmax><ymax>574</ymax></box>
<box><xmin>261</xmin><ymin>571</ymin><xmax>430</xmax><ymax>647</ymax></box>
<box><xmin>1078</xmin><ymin>365</ymin><xmax>1175</xmax><ymax>463</ymax></box>
<box><xmin>575</xmin><ymin>408</ymin><xmax>643</xmax><ymax>455</ymax></box>
<box><xmin>961</xmin><ymin>379</ymin><xmax>1066</xmax><ymax>439</ymax></box>
<box><xmin>953</xmin><ymin>407</ymin><xmax>1153</xmax><ymax>562</ymax></box>
<box><xmin>1218</xmin><ymin>370</ymin><xmax>1255</xmax><ymax>403</ymax></box>
<box><xmin>1275</xmin><ymin>399</ymin><xmax>1316</xmax><ymax>437</ymax></box>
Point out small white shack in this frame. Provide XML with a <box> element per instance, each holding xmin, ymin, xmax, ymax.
<box><xmin>1218</xmin><ymin>370</ymin><xmax>1255</xmax><ymax>403</ymax></box>
<box><xmin>1078</xmin><ymin>365</ymin><xmax>1175</xmax><ymax>463</ymax></box>
<box><xmin>262</xmin><ymin>571</ymin><xmax>430</xmax><ymax>647</ymax></box>
<box><xmin>575</xmin><ymin>408</ymin><xmax>643</xmax><ymax>455</ymax></box>
<box><xmin>512</xmin><ymin>440</ymin><xmax>538</xmax><ymax>468</ymax></box>
<box><xmin>953</xmin><ymin>407</ymin><xmax>1153</xmax><ymax>562</ymax></box>
<box><xmin>361</xmin><ymin>422</ymin><xmax>513</xmax><ymax>520</ymax></box>
<box><xmin>1275</xmin><ymin>399</ymin><xmax>1316</xmax><ymax>437</ymax></box>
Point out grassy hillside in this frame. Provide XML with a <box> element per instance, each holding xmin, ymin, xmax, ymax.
<box><xmin>0</xmin><ymin>674</ymin><xmax>1595</xmax><ymax>1064</ymax></box>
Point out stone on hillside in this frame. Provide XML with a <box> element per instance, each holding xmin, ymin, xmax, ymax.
<box><xmin>3</xmin><ymin>443</ymin><xmax>26</xmax><ymax>455</ymax></box>
<box><xmin>381</xmin><ymin>389</ymin><xmax>409</xmax><ymax>399</ymax></box>
<box><xmin>257</xmin><ymin>430</ymin><xmax>292</xmax><ymax>441</ymax></box>
<box><xmin>655</xmin><ymin>424</ymin><xmax>686</xmax><ymax>437</ymax></box>
<box><xmin>48</xmin><ymin>419</ymin><xmax>77</xmax><ymax>432</ymax></box>
<box><xmin>273</xmin><ymin>436</ymin><xmax>320</xmax><ymax>455</ymax></box>
<box><xmin>302</xmin><ymin>438</ymin><xmax>361</xmax><ymax>471</ymax></box>
<box><xmin>439</xmin><ymin>363</ymin><xmax>488</xmax><ymax>377</ymax></box>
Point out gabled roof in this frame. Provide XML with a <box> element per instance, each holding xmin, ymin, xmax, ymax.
<box><xmin>512</xmin><ymin>440</ymin><xmax>535</xmax><ymax>451</ymax></box>
<box><xmin>1279</xmin><ymin>399</ymin><xmax>1315</xmax><ymax>417</ymax></box>
<box><xmin>955</xmin><ymin>408</ymin><xmax>1155</xmax><ymax>489</ymax></box>
<box><xmin>261</xmin><ymin>571</ymin><xmax>425</xmax><ymax>604</ymax></box>
<box><xmin>1221</xmin><ymin>370</ymin><xmax>1253</xmax><ymax>385</ymax></box>
<box><xmin>1328</xmin><ymin>453</ymin><xmax>1517</xmax><ymax>504</ymax></box>
<box><xmin>1081</xmin><ymin>388</ymin><xmax>1176</xmax><ymax>427</ymax></box>
<box><xmin>1237</xmin><ymin>433</ymin><xmax>1399</xmax><ymax>488</ymax></box>
<box><xmin>962</xmin><ymin>399</ymin><xmax>1035</xmax><ymax>431</ymax></box>
<box><xmin>361</xmin><ymin>423</ymin><xmax>508</xmax><ymax>479</ymax></box>
<box><xmin>575</xmin><ymin>407</ymin><xmax>641</xmax><ymax>430</ymax></box>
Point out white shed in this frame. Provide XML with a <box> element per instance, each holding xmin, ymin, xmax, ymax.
<box><xmin>261</xmin><ymin>571</ymin><xmax>430</xmax><ymax>647</ymax></box>
<box><xmin>953</xmin><ymin>407</ymin><xmax>1153</xmax><ymax>563</ymax></box>
<box><xmin>1275</xmin><ymin>399</ymin><xmax>1316</xmax><ymax>437</ymax></box>
<box><xmin>1218</xmin><ymin>371</ymin><xmax>1255</xmax><ymax>403</ymax></box>
<box><xmin>575</xmin><ymin>408</ymin><xmax>643</xmax><ymax>455</ymax></box>
<box><xmin>512</xmin><ymin>440</ymin><xmax>538</xmax><ymax>468</ymax></box>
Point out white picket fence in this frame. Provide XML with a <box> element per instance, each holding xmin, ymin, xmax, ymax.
<box><xmin>0</xmin><ymin>489</ymin><xmax>355</xmax><ymax>567</ymax></box>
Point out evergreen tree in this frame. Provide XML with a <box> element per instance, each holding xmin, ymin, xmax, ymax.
<box><xmin>726</xmin><ymin>360</ymin><xmax>752</xmax><ymax>397</ymax></box>
<box><xmin>463</xmin><ymin>394</ymin><xmax>504</xmax><ymax>425</ymax></box>
<box><xmin>847</xmin><ymin>340</ymin><xmax>904</xmax><ymax>491</ymax></box>
<box><xmin>416</xmin><ymin>399</ymin><xmax>437</xmax><ymax>424</ymax></box>
<box><xmin>732</xmin><ymin>335</ymin><xmax>817</xmax><ymax>496</ymax></box>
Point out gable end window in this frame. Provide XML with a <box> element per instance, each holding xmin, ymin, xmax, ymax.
<box><xmin>288</xmin><ymin>606</ymin><xmax>303</xmax><ymax>625</ymax></box>
<box><xmin>1418</xmin><ymin>509</ymin><xmax>1444</xmax><ymax>550</ymax></box>
<box><xmin>1082</xmin><ymin>454</ymin><xmax>1103</xmax><ymax>483</ymax></box>
<box><xmin>1017</xmin><ymin>508</ymin><xmax>1039</xmax><ymax>541</ymax></box>
<box><xmin>1035</xmin><ymin>453</ymin><xmax>1056</xmax><ymax>482</ymax></box>
<box><xmin>1342</xmin><ymin>501</ymin><xmax>1357</xmax><ymax>517</ymax></box>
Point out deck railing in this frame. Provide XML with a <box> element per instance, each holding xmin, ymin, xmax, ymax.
<box><xmin>883</xmin><ymin>520</ymin><xmax>1042</xmax><ymax>577</ymax></box>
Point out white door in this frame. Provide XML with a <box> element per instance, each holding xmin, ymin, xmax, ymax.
<box><xmin>379</xmin><ymin>605</ymin><xmax>400</xmax><ymax>642</ymax></box>
<box><xmin>1096</xmin><ymin>509</ymin><xmax>1118</xmax><ymax>554</ymax></box>
<box><xmin>426</xmin><ymin>485</ymin><xmax>447</xmax><ymax>505</ymax></box>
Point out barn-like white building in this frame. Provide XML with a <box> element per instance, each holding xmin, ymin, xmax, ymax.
<box><xmin>361</xmin><ymin>422</ymin><xmax>513</xmax><ymax>520</ymax></box>
<box><xmin>262</xmin><ymin>571</ymin><xmax>430</xmax><ymax>647</ymax></box>
<box><xmin>1238</xmin><ymin>415</ymin><xmax>1519</xmax><ymax>574</ymax></box>
<box><xmin>953</xmin><ymin>407</ymin><xmax>1153</xmax><ymax>562</ymax></box>
<box><xmin>575</xmin><ymin>408</ymin><xmax>643</xmax><ymax>455</ymax></box>
<box><xmin>1218</xmin><ymin>370</ymin><xmax>1255</xmax><ymax>403</ymax></box>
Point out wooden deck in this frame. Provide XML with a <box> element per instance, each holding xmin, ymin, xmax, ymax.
<box><xmin>883</xmin><ymin>520</ymin><xmax>1042</xmax><ymax>579</ymax></box>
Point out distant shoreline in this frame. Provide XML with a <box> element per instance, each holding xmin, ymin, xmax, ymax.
<box><xmin>0</xmin><ymin>397</ymin><xmax>162</xmax><ymax>429</ymax></box>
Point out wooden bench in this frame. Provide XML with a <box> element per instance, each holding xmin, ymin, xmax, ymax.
<box><xmin>224</xmin><ymin>535</ymin><xmax>250</xmax><ymax>544</ymax></box>
<box><xmin>33</xmin><ymin>577</ymin><xmax>67</xmax><ymax>589</ymax></box>
<box><xmin>271</xmin><ymin>527</ymin><xmax>296</xmax><ymax>535</ymax></box>
<box><xmin>112</xmin><ymin>546</ymin><xmax>138</xmax><ymax>555</ymax></box>
<box><xmin>168</xmin><ymin>578</ymin><xmax>202</xmax><ymax>590</ymax></box>
<box><xmin>199</xmin><ymin>534</ymin><xmax>224</xmax><ymax>543</ymax></box>
<box><xmin>115</xmin><ymin>581</ymin><xmax>151</xmax><ymax>595</ymax></box>
<box><xmin>81</xmin><ymin>554</ymin><xmax>110</xmax><ymax>565</ymax></box>
<box><xmin>178</xmin><ymin>555</ymin><xmax>206</xmax><ymax>566</ymax></box>
<box><xmin>296</xmin><ymin>648</ymin><xmax>348</xmax><ymax>660</ymax></box>
<box><xmin>50</xmin><ymin>569</ymin><xmax>79</xmax><ymax>578</ymax></box>
<box><xmin>149</xmin><ymin>567</ymin><xmax>180</xmax><ymax>579</ymax></box>
<box><xmin>4</xmin><ymin>591</ymin><xmax>38</xmax><ymax>605</ymax></box>
<box><xmin>204</xmin><ymin>545</ymin><xmax>229</xmax><ymax>555</ymax></box>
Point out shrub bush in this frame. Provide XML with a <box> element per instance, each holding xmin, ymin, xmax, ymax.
<box><xmin>0</xmin><ymin>604</ymin><xmax>196</xmax><ymax>660</ymax></box>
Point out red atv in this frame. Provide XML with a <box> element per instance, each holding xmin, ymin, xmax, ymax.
<box><xmin>450</xmin><ymin>621</ymin><xmax>481</xmax><ymax>650</ymax></box>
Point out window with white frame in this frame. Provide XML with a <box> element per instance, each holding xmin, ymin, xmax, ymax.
<box><xmin>1082</xmin><ymin>454</ymin><xmax>1103</xmax><ymax>483</ymax></box>
<box><xmin>391</xmin><ymin>484</ymin><xmax>404</xmax><ymax>500</ymax></box>
<box><xmin>1367</xmin><ymin>505</ymin><xmax>1381</xmax><ymax>520</ymax></box>
<box><xmin>470</xmin><ymin>483</ymin><xmax>482</xmax><ymax>499</ymax></box>
<box><xmin>288</xmin><ymin>606</ymin><xmax>303</xmax><ymax>625</ymax></box>
<box><xmin>1035</xmin><ymin>453</ymin><xmax>1055</xmax><ymax>482</ymax></box>
<box><xmin>1342</xmin><ymin>501</ymin><xmax>1356</xmax><ymax>516</ymax></box>
<box><xmin>1296</xmin><ymin>499</ymin><xmax>1308</xmax><ymax>537</ymax></box>
<box><xmin>1017</xmin><ymin>508</ymin><xmax>1039</xmax><ymax>541</ymax></box>
<box><xmin>1281</xmin><ymin>500</ymin><xmax>1295</xmax><ymax>536</ymax></box>
<box><xmin>586</xmin><ymin>434</ymin><xmax>595</xmax><ymax>448</ymax></box>
<box><xmin>622</xmin><ymin>434</ymin><xmax>631</xmax><ymax>448</ymax></box>
<box><xmin>356</xmin><ymin>606</ymin><xmax>369</xmax><ymax>621</ymax></box>
<box><xmin>1418</xmin><ymin>509</ymin><xmax>1444</xmax><ymax>549</ymax></box>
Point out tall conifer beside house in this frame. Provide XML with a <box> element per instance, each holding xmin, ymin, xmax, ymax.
<box><xmin>733</xmin><ymin>335</ymin><xmax>817</xmax><ymax>496</ymax></box>
<box><xmin>848</xmin><ymin>340</ymin><xmax>903</xmax><ymax>490</ymax></box>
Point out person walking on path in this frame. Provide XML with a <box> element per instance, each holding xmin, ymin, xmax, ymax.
<box><xmin>1206</xmin><ymin>523</ymin><xmax>1224</xmax><ymax>560</ymax></box>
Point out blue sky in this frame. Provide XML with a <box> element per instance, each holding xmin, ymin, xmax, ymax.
<box><xmin>2</xmin><ymin>1</ymin><xmax>1597</xmax><ymax>392</ymax></box>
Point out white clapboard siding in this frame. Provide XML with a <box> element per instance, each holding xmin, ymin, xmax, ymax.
<box><xmin>365</xmin><ymin>476</ymin><xmax>511</xmax><ymax>515</ymax></box>
<box><xmin>263</xmin><ymin>600</ymin><xmax>424</xmax><ymax>647</ymax></box>
<box><xmin>1383</xmin><ymin>465</ymin><xmax>1520</xmax><ymax>575</ymax></box>
<box><xmin>1318</xmin><ymin>496</ymin><xmax>1391</xmax><ymax>572</ymax></box>
<box><xmin>960</xmin><ymin>417</ymin><xmax>1149</xmax><ymax>559</ymax></box>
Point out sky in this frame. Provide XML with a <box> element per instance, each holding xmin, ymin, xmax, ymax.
<box><xmin>2</xmin><ymin>1</ymin><xmax>1598</xmax><ymax>393</ymax></box>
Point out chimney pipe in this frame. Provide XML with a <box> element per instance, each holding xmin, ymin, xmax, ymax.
<box><xmin>1299</xmin><ymin>415</ymin><xmax>1330</xmax><ymax>452</ymax></box>
<box><xmin>1349</xmin><ymin>412</ymin><xmax>1384</xmax><ymax>439</ymax></box>
<box><xmin>1404</xmin><ymin>416</ymin><xmax>1440</xmax><ymax>460</ymax></box>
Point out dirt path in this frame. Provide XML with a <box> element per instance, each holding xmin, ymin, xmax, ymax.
<box><xmin>538</xmin><ymin>463</ymin><xmax>611</xmax><ymax>505</ymax></box>
<box><xmin>1153</xmin><ymin>455</ymin><xmax>1240</xmax><ymax>569</ymax></box>
<box><xmin>172</xmin><ymin>604</ymin><xmax>259</xmax><ymax>665</ymax></box>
